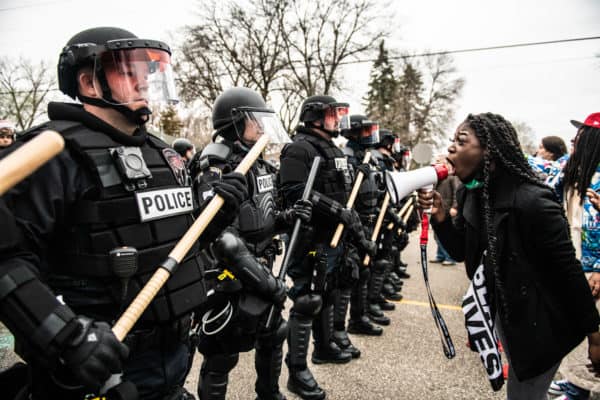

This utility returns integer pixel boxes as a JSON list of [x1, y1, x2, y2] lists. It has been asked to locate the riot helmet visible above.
[[212, 87, 289, 149], [299, 95, 350, 138], [341, 114, 380, 148], [377, 128, 396, 153], [58, 27, 178, 125], [172, 138, 196, 161]]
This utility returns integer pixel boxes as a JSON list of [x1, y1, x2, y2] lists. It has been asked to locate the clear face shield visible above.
[[323, 104, 350, 133], [233, 109, 291, 151], [359, 123, 380, 147], [95, 47, 179, 107]]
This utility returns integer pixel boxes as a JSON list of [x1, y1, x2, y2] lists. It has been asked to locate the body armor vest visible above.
[[343, 145, 380, 216], [231, 152, 278, 256], [294, 132, 352, 205], [45, 120, 206, 324]]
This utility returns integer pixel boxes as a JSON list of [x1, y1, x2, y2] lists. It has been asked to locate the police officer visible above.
[[0, 27, 248, 400], [336, 115, 385, 342], [192, 87, 310, 400], [279, 96, 375, 400], [0, 119, 16, 148], [369, 129, 405, 320], [172, 138, 196, 164]]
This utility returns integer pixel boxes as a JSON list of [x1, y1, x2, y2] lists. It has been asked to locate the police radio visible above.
[[109, 246, 139, 311]]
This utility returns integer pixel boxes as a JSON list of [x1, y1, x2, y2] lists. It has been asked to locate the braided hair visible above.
[[465, 113, 547, 324], [562, 125, 600, 204]]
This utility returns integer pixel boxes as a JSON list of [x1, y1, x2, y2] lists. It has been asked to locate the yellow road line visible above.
[[391, 299, 463, 311]]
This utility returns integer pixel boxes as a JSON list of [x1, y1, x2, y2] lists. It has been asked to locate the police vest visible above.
[[44, 120, 206, 324], [344, 146, 380, 215], [294, 132, 352, 205]]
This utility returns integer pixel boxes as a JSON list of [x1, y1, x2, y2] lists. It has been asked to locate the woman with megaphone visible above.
[[417, 113, 600, 399]]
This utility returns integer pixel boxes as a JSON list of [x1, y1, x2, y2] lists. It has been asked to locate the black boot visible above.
[[312, 304, 352, 364], [377, 294, 396, 311], [382, 283, 403, 301], [332, 288, 360, 358], [368, 260, 391, 325], [198, 353, 239, 400], [367, 303, 390, 325], [255, 319, 287, 400], [286, 313, 325, 400], [348, 315, 383, 336]]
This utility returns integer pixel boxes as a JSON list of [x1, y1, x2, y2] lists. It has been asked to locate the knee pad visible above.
[[290, 294, 322, 318], [202, 353, 240, 374]]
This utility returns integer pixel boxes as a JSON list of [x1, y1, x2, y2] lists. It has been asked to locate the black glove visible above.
[[358, 237, 377, 258], [339, 207, 355, 226], [390, 210, 406, 230], [282, 199, 312, 224], [60, 317, 129, 392], [356, 163, 371, 177], [212, 172, 248, 214]]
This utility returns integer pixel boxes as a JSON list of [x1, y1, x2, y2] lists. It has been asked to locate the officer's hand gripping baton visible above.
[[264, 156, 321, 329], [363, 192, 390, 266], [330, 151, 371, 248], [0, 130, 64, 196], [386, 193, 415, 231], [112, 133, 271, 341]]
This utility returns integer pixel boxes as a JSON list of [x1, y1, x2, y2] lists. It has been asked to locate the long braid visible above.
[[563, 125, 600, 204], [466, 113, 553, 325]]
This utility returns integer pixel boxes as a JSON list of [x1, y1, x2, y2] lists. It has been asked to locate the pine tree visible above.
[[365, 40, 399, 128], [395, 61, 424, 146], [159, 105, 183, 138]]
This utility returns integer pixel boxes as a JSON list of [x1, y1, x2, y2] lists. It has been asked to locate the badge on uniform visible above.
[[334, 157, 348, 170], [163, 148, 190, 186]]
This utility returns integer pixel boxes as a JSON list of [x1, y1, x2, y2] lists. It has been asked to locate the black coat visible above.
[[434, 171, 600, 380]]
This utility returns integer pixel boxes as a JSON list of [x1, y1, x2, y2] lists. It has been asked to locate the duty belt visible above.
[[123, 314, 192, 353]]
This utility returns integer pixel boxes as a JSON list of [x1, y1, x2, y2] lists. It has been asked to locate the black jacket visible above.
[[434, 171, 600, 380]]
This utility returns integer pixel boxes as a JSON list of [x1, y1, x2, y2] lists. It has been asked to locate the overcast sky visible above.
[[0, 0, 598, 145]]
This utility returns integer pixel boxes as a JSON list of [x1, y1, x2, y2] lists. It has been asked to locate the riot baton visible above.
[[112, 133, 271, 341], [330, 151, 371, 248], [264, 156, 321, 329], [0, 130, 64, 196], [363, 192, 390, 266], [387, 193, 414, 230]]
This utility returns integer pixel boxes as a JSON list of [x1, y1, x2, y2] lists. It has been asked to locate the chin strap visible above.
[[79, 95, 151, 125]]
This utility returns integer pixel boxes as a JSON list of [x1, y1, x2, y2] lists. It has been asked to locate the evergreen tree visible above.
[[365, 40, 399, 128], [159, 105, 183, 138], [395, 61, 424, 146]]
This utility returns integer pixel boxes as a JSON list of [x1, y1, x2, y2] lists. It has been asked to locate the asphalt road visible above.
[[2, 230, 596, 399]]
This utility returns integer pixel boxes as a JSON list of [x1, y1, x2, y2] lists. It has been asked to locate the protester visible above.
[[545, 112, 600, 400], [0, 119, 16, 148], [418, 112, 600, 400]]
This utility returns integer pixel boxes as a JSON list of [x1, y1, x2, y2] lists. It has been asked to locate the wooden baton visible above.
[[363, 192, 390, 266]]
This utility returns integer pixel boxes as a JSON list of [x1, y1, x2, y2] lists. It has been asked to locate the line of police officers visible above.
[[0, 27, 416, 400]]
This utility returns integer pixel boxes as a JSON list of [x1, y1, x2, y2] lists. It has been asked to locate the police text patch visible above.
[[135, 187, 194, 222], [256, 175, 274, 193], [334, 158, 348, 170]]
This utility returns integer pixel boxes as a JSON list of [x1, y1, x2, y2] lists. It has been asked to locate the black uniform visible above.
[[0, 102, 240, 400], [278, 126, 356, 400], [193, 141, 289, 400]]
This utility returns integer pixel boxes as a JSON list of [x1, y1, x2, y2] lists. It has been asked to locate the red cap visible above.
[[433, 164, 448, 181], [571, 113, 600, 130]]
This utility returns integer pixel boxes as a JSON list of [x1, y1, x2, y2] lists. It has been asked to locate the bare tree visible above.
[[512, 120, 537, 155], [411, 53, 465, 147], [175, 0, 389, 133], [0, 57, 56, 130], [175, 0, 288, 109]]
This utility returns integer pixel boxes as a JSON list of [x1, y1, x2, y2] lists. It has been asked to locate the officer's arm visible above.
[[0, 153, 83, 368], [212, 232, 285, 305]]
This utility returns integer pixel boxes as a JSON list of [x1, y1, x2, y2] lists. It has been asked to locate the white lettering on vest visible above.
[[135, 187, 194, 222], [334, 158, 348, 170], [256, 175, 274, 193]]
